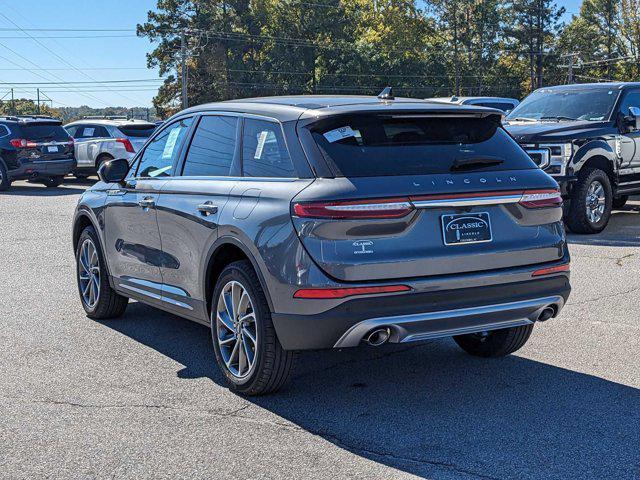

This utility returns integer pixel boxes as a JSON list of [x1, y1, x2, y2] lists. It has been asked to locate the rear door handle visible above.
[[197, 202, 218, 216], [138, 197, 155, 208]]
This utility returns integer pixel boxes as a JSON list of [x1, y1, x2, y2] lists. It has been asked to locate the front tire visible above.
[[454, 324, 534, 357], [211, 260, 295, 395], [43, 176, 64, 188], [76, 226, 128, 319], [565, 167, 612, 234]]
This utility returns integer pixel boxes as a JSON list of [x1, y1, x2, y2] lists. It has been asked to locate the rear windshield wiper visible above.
[[451, 156, 504, 171], [510, 117, 537, 122]]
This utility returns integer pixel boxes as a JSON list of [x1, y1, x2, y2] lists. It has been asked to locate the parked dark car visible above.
[[505, 82, 640, 233], [0, 115, 75, 190], [73, 93, 571, 395]]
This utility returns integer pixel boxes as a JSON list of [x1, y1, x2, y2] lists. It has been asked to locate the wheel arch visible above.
[[572, 140, 617, 184], [72, 210, 112, 279], [202, 237, 275, 319]]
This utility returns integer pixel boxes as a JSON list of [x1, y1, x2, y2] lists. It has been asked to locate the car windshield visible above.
[[507, 88, 619, 122], [309, 113, 536, 177]]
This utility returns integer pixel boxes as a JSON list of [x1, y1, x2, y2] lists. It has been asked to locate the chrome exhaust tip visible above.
[[537, 306, 556, 322], [365, 327, 391, 346]]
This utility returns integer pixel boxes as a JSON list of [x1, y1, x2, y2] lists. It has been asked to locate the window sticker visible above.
[[254, 130, 269, 159], [84, 127, 95, 137], [323, 126, 356, 143], [148, 165, 172, 178], [162, 127, 181, 160]]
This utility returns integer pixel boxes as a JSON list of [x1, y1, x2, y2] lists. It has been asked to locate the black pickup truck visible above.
[[504, 82, 640, 233]]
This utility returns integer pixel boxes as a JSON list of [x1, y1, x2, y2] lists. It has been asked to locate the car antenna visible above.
[[378, 86, 394, 101]]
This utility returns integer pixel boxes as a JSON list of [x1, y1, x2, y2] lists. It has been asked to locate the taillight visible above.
[[519, 189, 563, 208], [10, 138, 36, 148], [532, 263, 570, 276], [293, 285, 411, 299], [116, 138, 135, 153], [67, 137, 74, 147], [293, 197, 414, 219]]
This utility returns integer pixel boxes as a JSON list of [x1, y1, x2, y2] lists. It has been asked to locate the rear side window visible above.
[[118, 124, 157, 138], [309, 114, 535, 177], [75, 125, 110, 139], [242, 119, 295, 178], [20, 123, 69, 141], [182, 116, 238, 177], [136, 117, 193, 178]]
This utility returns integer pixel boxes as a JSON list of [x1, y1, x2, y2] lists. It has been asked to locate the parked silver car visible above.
[[64, 118, 156, 177]]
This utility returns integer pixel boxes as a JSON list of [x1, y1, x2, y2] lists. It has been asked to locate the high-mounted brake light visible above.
[[293, 197, 414, 219], [116, 138, 135, 153], [519, 189, 563, 209], [532, 263, 570, 277], [293, 285, 411, 299]]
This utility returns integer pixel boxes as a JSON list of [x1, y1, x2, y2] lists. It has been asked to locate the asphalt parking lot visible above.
[[1, 180, 639, 480]]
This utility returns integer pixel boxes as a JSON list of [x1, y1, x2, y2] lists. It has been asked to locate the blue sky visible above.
[[0, 0, 583, 108]]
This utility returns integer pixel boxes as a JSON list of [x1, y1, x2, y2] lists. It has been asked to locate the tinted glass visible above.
[[507, 88, 618, 121], [21, 124, 69, 141], [475, 102, 516, 112], [242, 119, 295, 178], [182, 116, 237, 177], [75, 125, 110, 139], [618, 90, 640, 116], [65, 125, 78, 137], [310, 114, 535, 177], [118, 125, 157, 138], [136, 117, 193, 178]]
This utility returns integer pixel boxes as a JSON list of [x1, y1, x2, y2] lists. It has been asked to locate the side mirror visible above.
[[98, 158, 130, 184], [624, 106, 640, 131]]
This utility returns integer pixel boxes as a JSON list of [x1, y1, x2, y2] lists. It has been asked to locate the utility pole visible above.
[[10, 88, 15, 115], [180, 31, 188, 109], [36, 88, 40, 115]]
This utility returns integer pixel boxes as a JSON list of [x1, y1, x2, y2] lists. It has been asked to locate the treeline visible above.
[[138, 0, 640, 117], [0, 100, 158, 123]]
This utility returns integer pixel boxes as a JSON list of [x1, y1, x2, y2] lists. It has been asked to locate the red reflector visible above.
[[116, 138, 135, 153], [532, 264, 570, 277], [293, 198, 413, 219], [520, 189, 563, 208], [294, 285, 411, 299]]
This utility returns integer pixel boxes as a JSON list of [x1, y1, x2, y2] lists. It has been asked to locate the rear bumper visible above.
[[271, 275, 570, 350], [9, 158, 76, 180]]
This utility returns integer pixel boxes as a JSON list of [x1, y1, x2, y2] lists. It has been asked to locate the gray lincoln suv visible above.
[[73, 93, 571, 395]]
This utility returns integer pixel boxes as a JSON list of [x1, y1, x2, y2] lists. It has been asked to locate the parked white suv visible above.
[[64, 117, 156, 177]]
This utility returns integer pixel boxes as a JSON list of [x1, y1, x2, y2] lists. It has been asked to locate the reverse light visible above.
[[116, 138, 135, 153], [293, 285, 411, 299], [519, 189, 563, 208], [293, 197, 414, 219], [532, 263, 570, 277]]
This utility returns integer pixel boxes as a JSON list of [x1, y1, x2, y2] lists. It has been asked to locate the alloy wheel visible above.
[[585, 180, 606, 224], [78, 239, 100, 308], [215, 281, 258, 379]]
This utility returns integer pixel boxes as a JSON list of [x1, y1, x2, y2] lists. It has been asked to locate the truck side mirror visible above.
[[624, 106, 640, 131], [98, 158, 130, 184]]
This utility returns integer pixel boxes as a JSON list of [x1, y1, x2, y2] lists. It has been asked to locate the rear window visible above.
[[21, 123, 69, 142], [117, 124, 156, 138], [309, 114, 536, 177]]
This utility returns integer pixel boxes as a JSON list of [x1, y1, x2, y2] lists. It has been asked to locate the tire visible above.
[[43, 176, 64, 188], [0, 161, 11, 191], [210, 260, 295, 395], [453, 324, 534, 358], [76, 226, 128, 319], [565, 167, 612, 234], [612, 195, 629, 209]]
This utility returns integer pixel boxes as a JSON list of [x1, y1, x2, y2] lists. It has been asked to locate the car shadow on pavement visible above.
[[102, 302, 640, 480], [1, 183, 88, 196]]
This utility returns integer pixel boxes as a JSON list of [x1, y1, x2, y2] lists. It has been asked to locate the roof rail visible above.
[[82, 115, 128, 120]]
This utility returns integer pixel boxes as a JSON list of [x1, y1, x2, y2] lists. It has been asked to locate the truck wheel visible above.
[[612, 195, 628, 209], [565, 168, 612, 234], [211, 260, 295, 395], [454, 324, 534, 357], [0, 162, 11, 191]]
